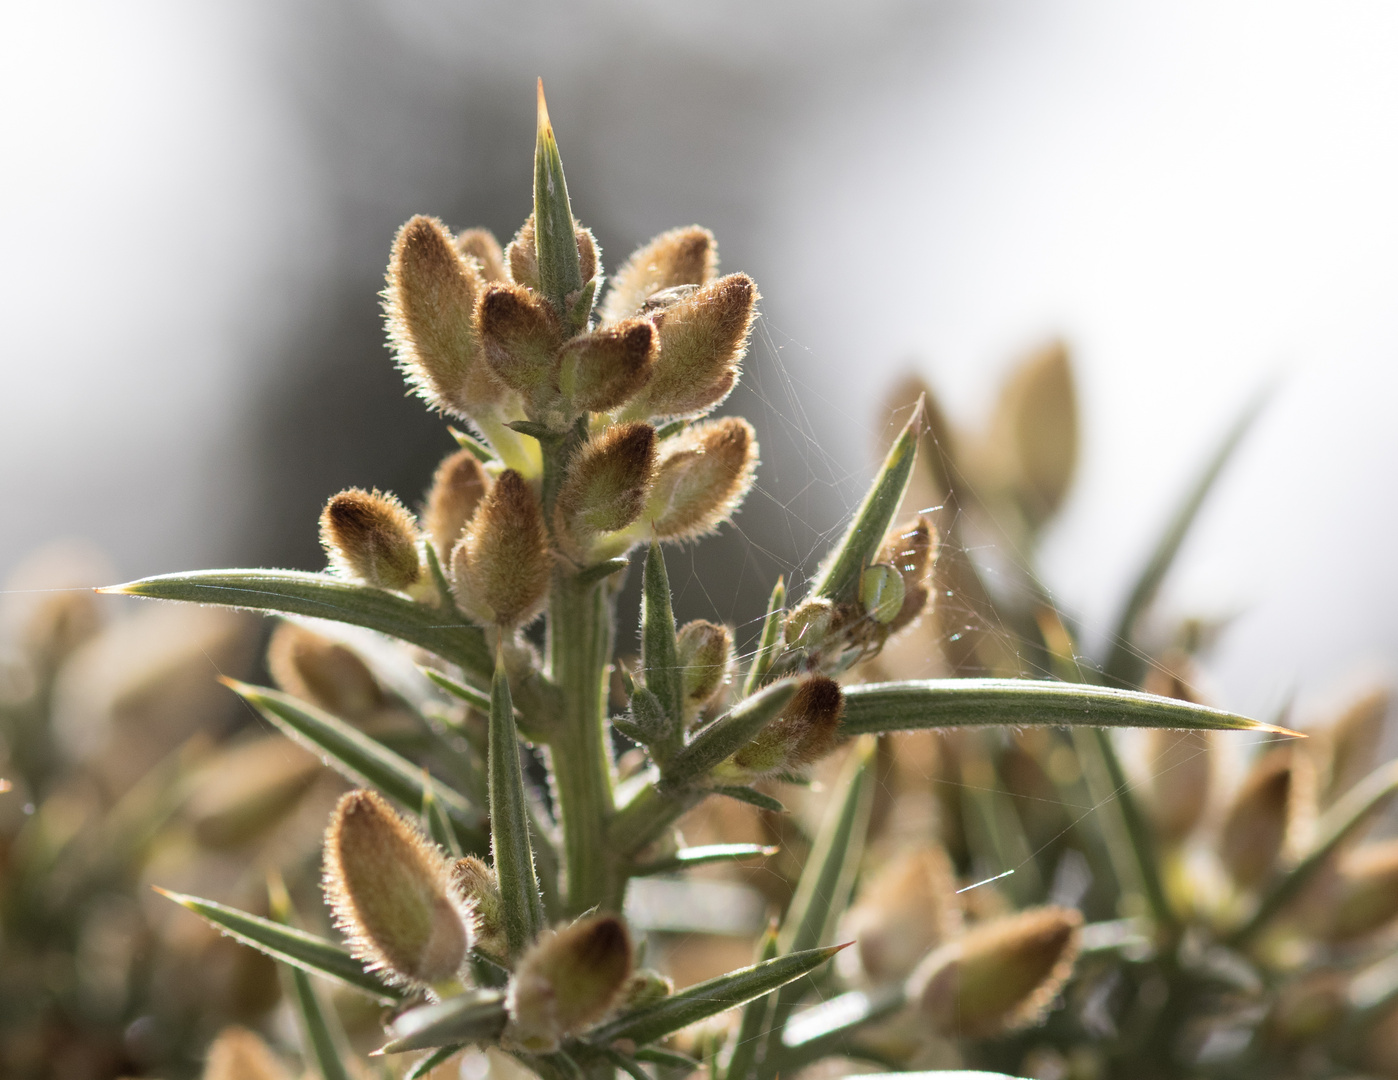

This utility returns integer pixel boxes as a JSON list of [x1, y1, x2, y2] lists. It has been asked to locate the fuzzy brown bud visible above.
[[323, 790, 472, 988], [456, 227, 506, 282], [267, 622, 386, 721], [877, 515, 938, 632], [558, 319, 655, 413], [842, 845, 962, 984], [453, 855, 508, 958], [676, 620, 733, 711], [554, 423, 657, 560], [1219, 747, 1295, 889], [424, 448, 489, 559], [386, 215, 501, 417], [601, 226, 717, 324], [451, 470, 551, 627], [477, 284, 562, 400], [202, 1026, 293, 1080], [1145, 728, 1212, 845], [1323, 839, 1398, 941], [643, 417, 757, 541], [730, 676, 844, 776], [912, 905, 1082, 1038], [186, 735, 320, 849], [1323, 687, 1390, 804], [504, 214, 599, 295], [629, 273, 756, 419], [319, 488, 422, 591], [984, 340, 1078, 528], [506, 915, 634, 1052]]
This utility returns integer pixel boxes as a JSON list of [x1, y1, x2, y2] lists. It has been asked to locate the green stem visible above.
[[546, 568, 620, 913]]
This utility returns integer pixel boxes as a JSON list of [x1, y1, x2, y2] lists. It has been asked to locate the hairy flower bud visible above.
[[320, 488, 422, 591], [983, 340, 1078, 529], [877, 515, 938, 632], [202, 1026, 293, 1080], [601, 226, 717, 324], [477, 284, 562, 402], [1219, 747, 1296, 889], [912, 906, 1082, 1038], [267, 622, 386, 721], [554, 423, 657, 560], [456, 227, 507, 282], [505, 915, 634, 1052], [558, 319, 655, 413], [1145, 728, 1212, 845], [628, 273, 757, 419], [619, 968, 673, 1010], [323, 790, 473, 988], [1323, 687, 1390, 804], [451, 470, 551, 627], [1323, 839, 1398, 941], [729, 676, 844, 776], [453, 855, 508, 958], [643, 417, 757, 541], [842, 845, 962, 984], [386, 215, 502, 417], [424, 448, 489, 559], [186, 735, 319, 849], [504, 213, 599, 295], [676, 620, 732, 712]]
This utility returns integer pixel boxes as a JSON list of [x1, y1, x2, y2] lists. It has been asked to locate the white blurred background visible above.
[[3, 0, 1396, 719]]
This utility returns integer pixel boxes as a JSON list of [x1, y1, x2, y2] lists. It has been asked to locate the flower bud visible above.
[[1219, 747, 1295, 889], [319, 488, 422, 591], [453, 855, 508, 958], [601, 226, 717, 324], [323, 789, 473, 988], [557, 319, 655, 413], [456, 227, 506, 282], [877, 515, 938, 632], [1145, 728, 1212, 845], [505, 915, 634, 1052], [677, 620, 733, 711], [504, 214, 599, 295], [267, 622, 386, 721], [729, 676, 844, 776], [620, 968, 673, 1010], [629, 273, 757, 419], [451, 470, 551, 627], [1323, 839, 1398, 941], [841, 845, 962, 984], [643, 417, 757, 541], [386, 215, 501, 417], [186, 735, 319, 849], [202, 1026, 293, 1080], [554, 423, 657, 560], [784, 598, 837, 656], [984, 340, 1078, 528], [477, 284, 562, 401], [424, 448, 489, 559], [912, 905, 1082, 1038], [1323, 687, 1390, 804]]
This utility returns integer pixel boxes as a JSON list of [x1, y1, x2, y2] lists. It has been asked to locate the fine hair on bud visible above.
[[601, 225, 717, 324], [730, 676, 844, 776], [505, 914, 634, 1052], [557, 319, 655, 413], [631, 273, 757, 418], [453, 855, 508, 958], [267, 621, 386, 721], [202, 1026, 294, 1080], [386, 215, 500, 417], [913, 905, 1082, 1039], [644, 416, 757, 541], [456, 227, 506, 282], [1219, 746, 1297, 889], [451, 470, 551, 627], [504, 214, 599, 294], [877, 514, 939, 632], [842, 845, 962, 984], [319, 488, 422, 591], [477, 284, 562, 400], [554, 423, 657, 559], [323, 789, 473, 988], [677, 620, 732, 711], [424, 448, 489, 559]]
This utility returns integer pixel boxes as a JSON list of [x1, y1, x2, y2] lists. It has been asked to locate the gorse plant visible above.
[[99, 83, 1398, 1080]]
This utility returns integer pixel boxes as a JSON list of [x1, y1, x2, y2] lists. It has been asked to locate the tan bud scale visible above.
[[731, 676, 844, 775], [424, 448, 489, 559], [1219, 747, 1295, 889], [323, 789, 472, 987], [320, 488, 422, 591], [645, 416, 757, 541], [267, 621, 386, 720], [451, 470, 551, 627], [843, 845, 962, 984], [456, 227, 507, 282], [506, 915, 634, 1052], [601, 226, 717, 324], [554, 423, 657, 559], [478, 284, 561, 399], [558, 319, 655, 413], [676, 620, 732, 709], [453, 855, 508, 958]]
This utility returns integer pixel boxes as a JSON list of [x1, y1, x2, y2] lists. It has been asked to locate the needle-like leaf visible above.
[[642, 542, 684, 762], [663, 679, 798, 786], [380, 990, 509, 1053], [743, 577, 786, 696], [488, 649, 546, 956]]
